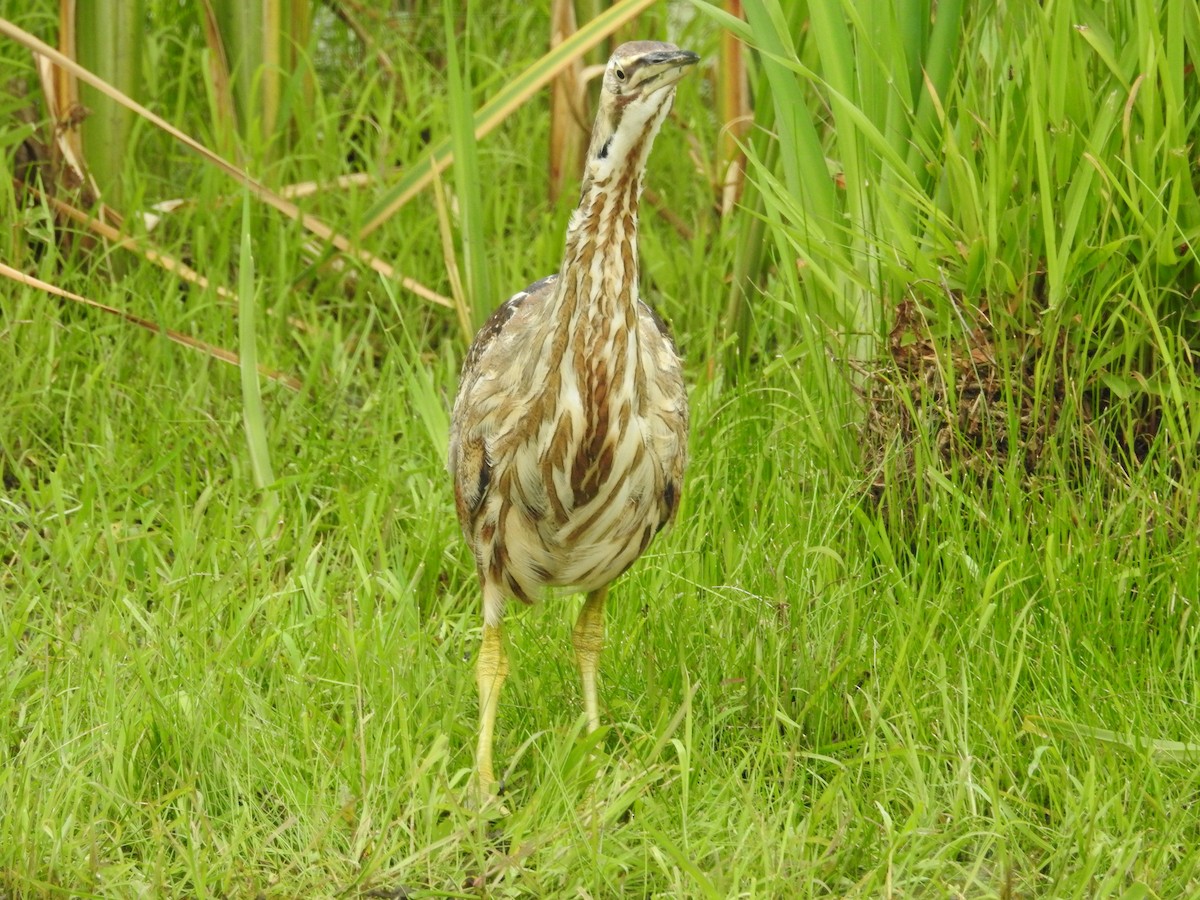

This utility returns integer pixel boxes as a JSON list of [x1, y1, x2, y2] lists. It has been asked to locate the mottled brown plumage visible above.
[[448, 41, 696, 800]]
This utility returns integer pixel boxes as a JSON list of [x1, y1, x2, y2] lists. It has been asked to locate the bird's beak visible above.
[[641, 49, 700, 92]]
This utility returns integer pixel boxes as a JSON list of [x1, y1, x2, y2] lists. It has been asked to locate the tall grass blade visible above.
[[237, 194, 279, 521], [442, 2, 491, 328], [1025, 716, 1200, 763], [548, 0, 587, 204], [431, 167, 472, 342], [716, 0, 749, 215], [212, 0, 270, 144], [740, 0, 834, 228], [198, 0, 240, 158], [75, 0, 142, 210]]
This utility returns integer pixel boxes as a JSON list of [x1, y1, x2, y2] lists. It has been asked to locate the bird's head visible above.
[[583, 41, 699, 184]]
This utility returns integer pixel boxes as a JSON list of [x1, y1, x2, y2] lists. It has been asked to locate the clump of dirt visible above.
[[856, 288, 1200, 537], [857, 296, 1078, 504]]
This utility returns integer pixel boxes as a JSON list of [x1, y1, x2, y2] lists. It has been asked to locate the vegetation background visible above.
[[2, 0, 1198, 896]]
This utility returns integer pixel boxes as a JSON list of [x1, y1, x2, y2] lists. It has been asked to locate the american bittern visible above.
[[448, 41, 696, 797]]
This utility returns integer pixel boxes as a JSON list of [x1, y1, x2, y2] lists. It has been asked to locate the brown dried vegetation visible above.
[[855, 289, 1167, 513], [858, 271, 1200, 529]]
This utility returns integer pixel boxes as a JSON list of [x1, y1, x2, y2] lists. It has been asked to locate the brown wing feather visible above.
[[638, 298, 677, 350], [449, 275, 559, 536], [636, 298, 688, 533]]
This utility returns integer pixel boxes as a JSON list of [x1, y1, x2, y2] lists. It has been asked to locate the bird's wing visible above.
[[448, 274, 559, 533], [637, 299, 678, 354], [637, 300, 688, 529], [459, 274, 559, 387]]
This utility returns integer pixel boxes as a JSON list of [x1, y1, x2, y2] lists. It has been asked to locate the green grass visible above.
[[3, 1, 1200, 897]]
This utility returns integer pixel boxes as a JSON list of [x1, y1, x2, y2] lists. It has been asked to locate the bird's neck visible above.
[[551, 161, 646, 343], [547, 95, 671, 342], [530, 164, 647, 508]]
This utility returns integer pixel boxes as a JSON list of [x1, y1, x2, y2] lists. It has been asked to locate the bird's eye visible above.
[[615, 67, 626, 82]]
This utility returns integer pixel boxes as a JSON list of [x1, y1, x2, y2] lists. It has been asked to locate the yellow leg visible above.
[[476, 621, 509, 797], [572, 587, 608, 733]]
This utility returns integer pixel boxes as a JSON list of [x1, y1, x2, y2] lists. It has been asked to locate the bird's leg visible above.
[[475, 621, 509, 798], [572, 586, 608, 733]]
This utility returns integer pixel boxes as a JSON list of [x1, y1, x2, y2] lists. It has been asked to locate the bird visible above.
[[448, 40, 696, 800]]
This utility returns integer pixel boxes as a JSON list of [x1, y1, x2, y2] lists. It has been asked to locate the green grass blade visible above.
[[442, 1, 491, 328], [1026, 716, 1200, 763], [74, 0, 142, 210], [237, 193, 277, 508], [740, 0, 837, 230], [904, 0, 964, 175]]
